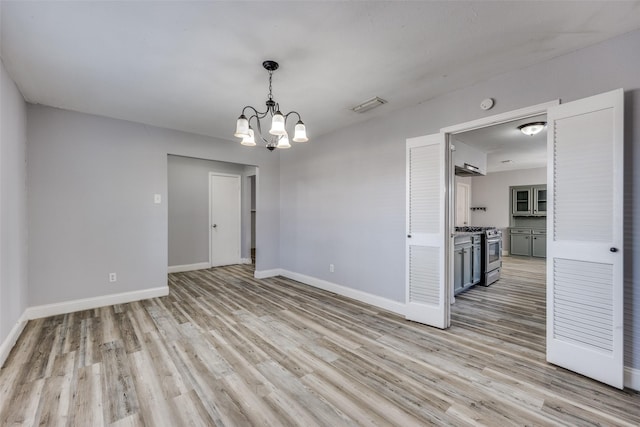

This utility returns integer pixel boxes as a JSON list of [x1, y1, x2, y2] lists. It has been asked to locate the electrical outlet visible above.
[[154, 194, 162, 204], [329, 264, 335, 273], [109, 272, 117, 282]]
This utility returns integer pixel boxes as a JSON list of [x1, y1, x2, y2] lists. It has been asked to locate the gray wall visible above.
[[0, 58, 28, 344], [27, 106, 280, 306], [167, 155, 254, 266], [470, 167, 547, 228], [279, 29, 640, 369], [470, 167, 547, 252]]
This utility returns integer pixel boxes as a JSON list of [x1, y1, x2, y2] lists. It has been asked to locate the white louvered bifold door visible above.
[[405, 133, 449, 329], [546, 89, 624, 389]]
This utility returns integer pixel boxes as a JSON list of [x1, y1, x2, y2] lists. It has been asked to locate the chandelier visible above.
[[234, 60, 308, 151]]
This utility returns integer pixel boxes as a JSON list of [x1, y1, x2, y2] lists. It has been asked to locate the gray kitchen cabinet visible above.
[[454, 245, 464, 294], [454, 234, 481, 295], [511, 185, 547, 216], [512, 187, 532, 216], [510, 228, 546, 258], [454, 246, 470, 293], [462, 246, 472, 289], [532, 231, 547, 257], [471, 235, 482, 284], [510, 229, 532, 256], [532, 185, 547, 216]]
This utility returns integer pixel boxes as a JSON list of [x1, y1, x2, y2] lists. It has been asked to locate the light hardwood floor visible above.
[[1, 257, 638, 426]]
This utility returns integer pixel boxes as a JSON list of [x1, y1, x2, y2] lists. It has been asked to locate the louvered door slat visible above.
[[409, 246, 439, 305], [409, 144, 440, 235]]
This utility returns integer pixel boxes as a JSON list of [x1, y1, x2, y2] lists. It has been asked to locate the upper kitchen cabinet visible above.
[[453, 140, 487, 177], [512, 187, 532, 215], [511, 184, 547, 216], [532, 185, 547, 216]]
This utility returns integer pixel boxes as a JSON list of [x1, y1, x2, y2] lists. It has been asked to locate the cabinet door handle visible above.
[[533, 237, 537, 240]]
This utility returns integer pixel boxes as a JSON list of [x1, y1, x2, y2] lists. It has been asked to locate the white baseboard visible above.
[[168, 262, 210, 273], [625, 366, 640, 391], [0, 314, 28, 369], [24, 286, 169, 320], [241, 258, 253, 265], [279, 269, 406, 316], [254, 268, 284, 279]]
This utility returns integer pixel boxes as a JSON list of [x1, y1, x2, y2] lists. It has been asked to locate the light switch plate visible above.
[[154, 194, 162, 204]]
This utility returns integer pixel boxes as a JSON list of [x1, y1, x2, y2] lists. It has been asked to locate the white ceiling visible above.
[[2, 1, 640, 142], [454, 114, 547, 173]]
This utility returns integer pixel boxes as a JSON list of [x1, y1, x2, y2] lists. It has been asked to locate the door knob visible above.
[[407, 234, 412, 238], [610, 247, 618, 252], [212, 224, 217, 228]]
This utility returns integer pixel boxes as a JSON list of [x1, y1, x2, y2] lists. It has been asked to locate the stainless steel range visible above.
[[454, 226, 502, 286], [482, 228, 502, 286]]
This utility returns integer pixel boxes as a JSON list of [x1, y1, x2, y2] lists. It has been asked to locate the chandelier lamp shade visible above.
[[234, 60, 308, 151]]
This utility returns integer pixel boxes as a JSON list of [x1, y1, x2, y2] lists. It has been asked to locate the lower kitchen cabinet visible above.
[[510, 228, 546, 258], [454, 240, 472, 294], [532, 232, 546, 258], [471, 240, 481, 284], [454, 234, 482, 295], [510, 233, 531, 256]]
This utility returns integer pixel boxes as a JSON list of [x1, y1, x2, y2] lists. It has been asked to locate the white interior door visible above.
[[210, 173, 241, 267], [406, 133, 450, 329], [546, 88, 624, 389], [455, 182, 470, 227]]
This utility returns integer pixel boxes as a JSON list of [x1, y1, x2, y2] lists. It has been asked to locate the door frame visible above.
[[208, 172, 242, 267], [440, 100, 559, 309]]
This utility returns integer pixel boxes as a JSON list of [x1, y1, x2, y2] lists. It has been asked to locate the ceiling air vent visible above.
[[351, 96, 387, 113]]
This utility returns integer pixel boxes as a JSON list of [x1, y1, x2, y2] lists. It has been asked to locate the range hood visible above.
[[455, 163, 484, 177]]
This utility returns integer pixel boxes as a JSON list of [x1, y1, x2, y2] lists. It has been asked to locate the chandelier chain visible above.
[[268, 70, 273, 101]]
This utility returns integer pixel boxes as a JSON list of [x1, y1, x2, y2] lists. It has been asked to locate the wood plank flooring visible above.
[[1, 257, 638, 426]]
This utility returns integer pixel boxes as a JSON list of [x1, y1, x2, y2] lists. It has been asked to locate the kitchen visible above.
[[451, 115, 548, 297]]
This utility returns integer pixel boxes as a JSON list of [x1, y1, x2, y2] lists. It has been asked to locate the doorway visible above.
[[444, 91, 624, 388], [167, 155, 257, 272], [448, 114, 549, 365], [249, 174, 257, 264], [407, 90, 625, 388]]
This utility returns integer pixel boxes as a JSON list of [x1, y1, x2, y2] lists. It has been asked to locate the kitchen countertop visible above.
[[454, 231, 484, 236]]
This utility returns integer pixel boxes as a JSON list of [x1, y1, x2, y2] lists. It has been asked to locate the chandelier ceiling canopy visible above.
[[234, 60, 308, 151]]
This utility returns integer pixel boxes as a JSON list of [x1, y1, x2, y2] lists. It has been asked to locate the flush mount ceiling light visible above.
[[351, 96, 387, 113], [234, 60, 308, 151], [518, 121, 547, 136]]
